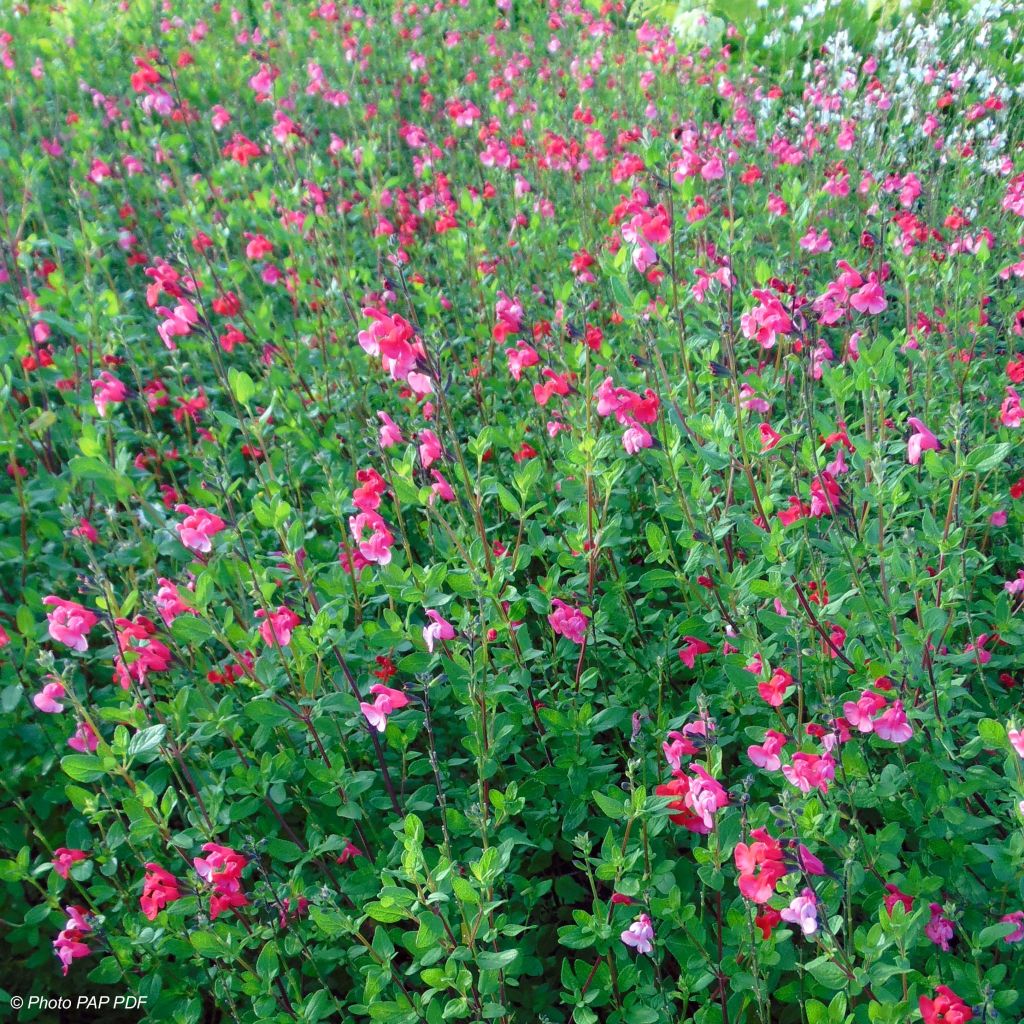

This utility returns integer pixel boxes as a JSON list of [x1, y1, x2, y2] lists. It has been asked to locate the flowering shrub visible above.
[[2, 0, 1024, 1022]]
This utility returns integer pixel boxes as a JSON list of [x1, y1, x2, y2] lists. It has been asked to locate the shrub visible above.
[[1, 1, 1023, 1022]]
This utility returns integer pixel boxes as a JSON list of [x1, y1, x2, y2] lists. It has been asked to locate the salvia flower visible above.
[[780, 888, 819, 936], [43, 597, 98, 652], [193, 843, 249, 920], [174, 505, 227, 554], [423, 609, 456, 652], [53, 906, 92, 976], [548, 598, 588, 646], [919, 986, 973, 1024], [620, 912, 655, 955], [360, 684, 411, 732], [141, 863, 182, 921], [52, 848, 88, 879]]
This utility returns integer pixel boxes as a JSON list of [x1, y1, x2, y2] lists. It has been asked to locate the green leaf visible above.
[[978, 718, 1007, 748], [364, 902, 408, 924], [979, 921, 1017, 946], [805, 957, 848, 990], [190, 932, 226, 958], [128, 724, 166, 758], [256, 942, 279, 982], [265, 838, 303, 863], [592, 789, 626, 820], [171, 616, 214, 645], [476, 949, 517, 971], [229, 368, 257, 405], [60, 755, 105, 783]]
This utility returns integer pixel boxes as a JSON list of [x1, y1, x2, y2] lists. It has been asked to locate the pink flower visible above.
[[780, 888, 819, 936], [748, 729, 787, 771], [758, 668, 794, 707], [155, 578, 193, 627], [656, 766, 729, 834], [92, 371, 127, 416], [336, 840, 365, 865], [663, 730, 700, 771], [418, 429, 443, 468], [141, 863, 182, 921], [68, 720, 99, 753], [678, 636, 712, 669], [622, 422, 653, 454], [52, 848, 88, 879], [735, 830, 787, 903], [907, 418, 940, 465], [423, 609, 456, 653], [256, 607, 301, 647], [782, 752, 834, 795], [53, 906, 92, 976], [1004, 571, 1024, 596], [874, 701, 913, 743], [884, 883, 913, 916], [548, 599, 588, 645], [925, 903, 954, 951], [33, 679, 67, 713], [71, 518, 99, 542], [843, 689, 887, 733], [43, 596, 98, 651], [194, 843, 248, 920], [349, 511, 394, 566], [1000, 910, 1024, 944], [1001, 387, 1024, 428], [174, 505, 226, 554], [1008, 726, 1024, 758], [849, 276, 886, 315], [429, 470, 455, 504], [740, 290, 793, 350], [620, 912, 655, 955], [360, 684, 411, 732], [377, 411, 404, 448]]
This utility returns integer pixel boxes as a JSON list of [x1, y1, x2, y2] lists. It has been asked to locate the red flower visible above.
[[919, 986, 973, 1024]]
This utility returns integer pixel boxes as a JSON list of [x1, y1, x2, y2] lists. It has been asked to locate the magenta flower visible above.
[[256, 606, 301, 647], [423, 609, 456, 653], [194, 843, 249, 921], [43, 596, 98, 652], [360, 684, 411, 732], [52, 848, 88, 880], [1001, 387, 1024, 428], [418, 429, 443, 469], [925, 903, 955, 951], [780, 888, 819, 936], [174, 504, 227, 554], [68, 720, 99, 753], [843, 689, 887, 732], [140, 863, 182, 922], [1008, 726, 1024, 758], [92, 371, 127, 416], [377, 411, 404, 448], [53, 906, 92, 976], [748, 729, 787, 771], [678, 636, 712, 669], [154, 577, 194, 627], [1000, 911, 1024, 944], [620, 912, 655, 955], [548, 599, 588, 646], [33, 679, 67, 713], [849, 275, 886, 314], [907, 418, 940, 465], [874, 701, 913, 744], [349, 510, 394, 566]]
